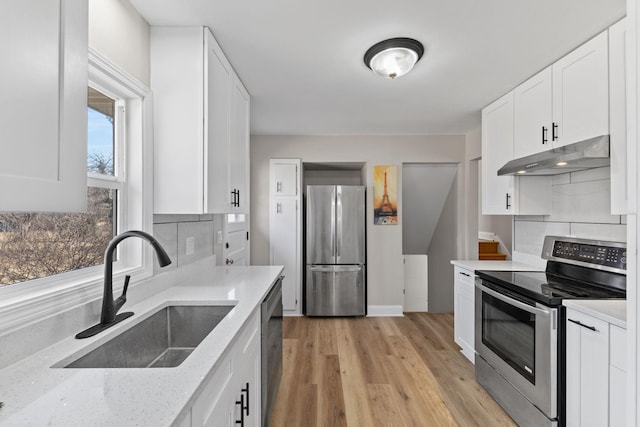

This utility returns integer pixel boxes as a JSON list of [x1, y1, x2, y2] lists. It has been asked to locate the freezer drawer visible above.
[[305, 265, 365, 316]]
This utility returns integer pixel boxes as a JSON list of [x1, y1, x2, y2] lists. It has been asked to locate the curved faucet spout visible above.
[[76, 230, 172, 339]]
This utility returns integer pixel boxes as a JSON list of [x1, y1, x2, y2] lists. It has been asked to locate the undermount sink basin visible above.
[[64, 305, 234, 368]]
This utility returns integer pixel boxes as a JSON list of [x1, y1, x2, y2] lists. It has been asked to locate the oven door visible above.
[[475, 279, 558, 419]]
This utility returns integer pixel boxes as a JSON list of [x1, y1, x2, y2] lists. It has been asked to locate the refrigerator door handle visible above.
[[331, 192, 337, 263], [336, 187, 342, 261], [309, 265, 362, 273]]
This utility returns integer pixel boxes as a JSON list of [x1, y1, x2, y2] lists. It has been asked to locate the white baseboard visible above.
[[367, 305, 404, 317]]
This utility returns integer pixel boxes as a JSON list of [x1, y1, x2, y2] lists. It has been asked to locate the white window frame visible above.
[[0, 49, 154, 336]]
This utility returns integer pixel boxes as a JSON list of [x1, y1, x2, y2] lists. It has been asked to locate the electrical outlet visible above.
[[217, 230, 223, 245], [186, 236, 195, 255]]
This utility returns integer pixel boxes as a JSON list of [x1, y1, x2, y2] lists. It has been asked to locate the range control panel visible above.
[[552, 240, 626, 270]]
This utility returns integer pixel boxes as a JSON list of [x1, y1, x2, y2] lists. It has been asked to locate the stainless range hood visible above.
[[497, 135, 610, 176]]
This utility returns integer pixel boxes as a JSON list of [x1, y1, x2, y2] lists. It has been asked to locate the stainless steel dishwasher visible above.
[[261, 276, 283, 427]]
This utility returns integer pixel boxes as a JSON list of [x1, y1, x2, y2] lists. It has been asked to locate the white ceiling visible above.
[[129, 0, 626, 136]]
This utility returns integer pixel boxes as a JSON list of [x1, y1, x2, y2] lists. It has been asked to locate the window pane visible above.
[[0, 188, 116, 286], [88, 88, 115, 175]]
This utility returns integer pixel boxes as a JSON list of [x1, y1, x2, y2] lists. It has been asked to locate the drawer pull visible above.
[[235, 393, 245, 426], [459, 272, 471, 277], [568, 318, 597, 332]]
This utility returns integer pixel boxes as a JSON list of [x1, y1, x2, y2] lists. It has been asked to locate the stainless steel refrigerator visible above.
[[305, 185, 366, 316]]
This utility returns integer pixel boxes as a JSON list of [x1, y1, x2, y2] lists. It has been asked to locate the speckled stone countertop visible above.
[[450, 260, 546, 272], [563, 299, 627, 329], [0, 265, 283, 426]]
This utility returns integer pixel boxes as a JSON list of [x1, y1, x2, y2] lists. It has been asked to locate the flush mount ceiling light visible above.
[[364, 37, 424, 79]]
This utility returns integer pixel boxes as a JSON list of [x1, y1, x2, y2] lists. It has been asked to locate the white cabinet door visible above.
[[152, 26, 250, 215], [191, 354, 236, 427], [190, 311, 261, 427], [552, 31, 609, 148], [514, 67, 553, 158], [609, 18, 628, 215], [229, 78, 250, 213], [609, 324, 626, 427], [269, 159, 302, 314], [0, 0, 87, 213], [270, 198, 299, 311], [482, 92, 515, 214], [565, 308, 610, 427], [236, 313, 261, 427], [205, 29, 232, 214], [270, 162, 299, 196], [453, 266, 475, 364]]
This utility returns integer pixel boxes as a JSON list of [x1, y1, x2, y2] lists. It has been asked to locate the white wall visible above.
[[251, 135, 466, 309], [464, 129, 481, 259], [514, 167, 627, 259], [89, 0, 150, 85]]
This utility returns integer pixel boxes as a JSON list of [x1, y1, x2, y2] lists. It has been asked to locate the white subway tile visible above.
[[570, 223, 627, 242], [178, 221, 214, 267], [514, 221, 571, 256], [548, 180, 617, 224], [570, 166, 610, 183], [153, 223, 178, 273], [552, 173, 571, 185]]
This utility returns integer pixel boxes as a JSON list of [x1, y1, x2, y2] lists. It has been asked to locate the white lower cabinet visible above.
[[453, 266, 475, 364], [565, 307, 626, 427], [188, 310, 261, 427]]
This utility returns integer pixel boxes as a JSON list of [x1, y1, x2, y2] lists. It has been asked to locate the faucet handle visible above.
[[121, 275, 131, 298]]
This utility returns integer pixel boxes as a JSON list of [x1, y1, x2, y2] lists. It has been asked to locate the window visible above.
[[0, 88, 124, 287], [0, 50, 152, 330]]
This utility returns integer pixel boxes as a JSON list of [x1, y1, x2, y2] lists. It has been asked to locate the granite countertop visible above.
[[450, 260, 546, 272], [0, 265, 283, 427], [563, 299, 627, 329]]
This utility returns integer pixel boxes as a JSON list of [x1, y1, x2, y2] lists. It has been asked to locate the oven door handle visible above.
[[477, 282, 551, 316]]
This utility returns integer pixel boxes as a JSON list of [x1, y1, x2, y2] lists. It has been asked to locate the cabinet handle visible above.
[[552, 122, 558, 141], [231, 189, 240, 207], [459, 272, 471, 277], [235, 394, 245, 426], [505, 193, 511, 210], [276, 181, 282, 193], [542, 126, 548, 144], [568, 318, 597, 332], [242, 382, 250, 416], [276, 202, 282, 213]]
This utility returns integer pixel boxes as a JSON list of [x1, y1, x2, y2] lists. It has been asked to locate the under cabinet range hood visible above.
[[497, 135, 610, 176]]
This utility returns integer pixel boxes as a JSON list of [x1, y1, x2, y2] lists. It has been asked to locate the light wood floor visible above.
[[269, 313, 516, 427]]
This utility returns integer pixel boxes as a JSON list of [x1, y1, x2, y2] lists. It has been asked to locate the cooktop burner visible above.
[[475, 269, 626, 306]]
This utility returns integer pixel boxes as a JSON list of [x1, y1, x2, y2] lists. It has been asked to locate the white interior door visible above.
[[403, 255, 428, 312], [223, 213, 248, 265]]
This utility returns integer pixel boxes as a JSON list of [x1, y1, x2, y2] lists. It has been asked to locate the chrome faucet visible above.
[[76, 230, 172, 339]]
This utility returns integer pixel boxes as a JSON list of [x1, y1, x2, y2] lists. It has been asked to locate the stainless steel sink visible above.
[[64, 305, 234, 368]]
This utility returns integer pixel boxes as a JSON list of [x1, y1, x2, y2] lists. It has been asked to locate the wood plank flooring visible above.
[[270, 313, 516, 427]]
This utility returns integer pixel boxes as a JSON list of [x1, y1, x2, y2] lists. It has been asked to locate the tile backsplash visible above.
[[153, 214, 224, 270], [514, 167, 626, 258]]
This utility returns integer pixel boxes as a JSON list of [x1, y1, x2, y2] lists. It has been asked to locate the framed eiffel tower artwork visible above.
[[373, 165, 398, 225]]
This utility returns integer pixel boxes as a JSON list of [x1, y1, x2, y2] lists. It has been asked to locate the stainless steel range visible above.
[[475, 236, 626, 427]]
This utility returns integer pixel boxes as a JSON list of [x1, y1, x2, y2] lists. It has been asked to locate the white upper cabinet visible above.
[[514, 67, 553, 158], [152, 27, 250, 214], [270, 160, 299, 196], [482, 93, 516, 215], [482, 93, 552, 215], [0, 0, 88, 212], [609, 18, 628, 215], [229, 78, 250, 213], [552, 31, 609, 148]]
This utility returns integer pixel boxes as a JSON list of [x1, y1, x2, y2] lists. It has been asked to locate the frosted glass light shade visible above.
[[364, 38, 424, 79]]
